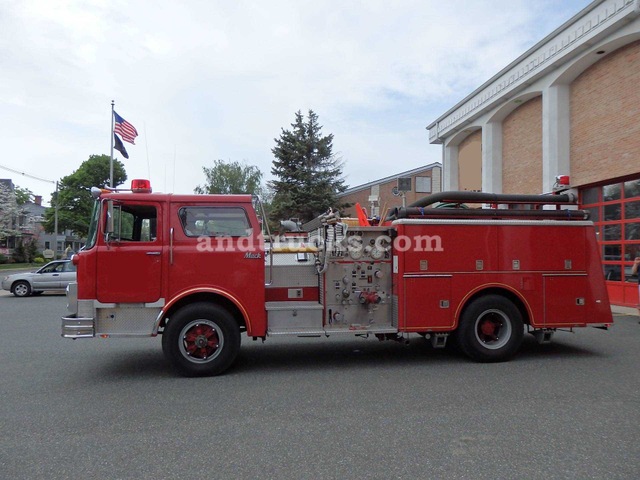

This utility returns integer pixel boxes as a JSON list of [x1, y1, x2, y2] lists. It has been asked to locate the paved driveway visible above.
[[0, 294, 638, 479]]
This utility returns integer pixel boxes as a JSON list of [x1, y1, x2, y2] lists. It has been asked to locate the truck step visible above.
[[267, 326, 398, 336], [265, 301, 323, 311], [266, 301, 324, 331]]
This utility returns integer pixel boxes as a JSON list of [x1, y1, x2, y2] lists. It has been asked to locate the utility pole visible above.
[[53, 181, 59, 245]]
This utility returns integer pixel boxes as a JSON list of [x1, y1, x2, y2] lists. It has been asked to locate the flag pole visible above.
[[110, 100, 115, 187]]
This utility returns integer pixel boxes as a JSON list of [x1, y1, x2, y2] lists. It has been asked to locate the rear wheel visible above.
[[13, 281, 31, 297], [457, 295, 523, 362], [162, 303, 240, 377]]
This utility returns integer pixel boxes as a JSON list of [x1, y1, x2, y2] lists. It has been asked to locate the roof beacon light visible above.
[[131, 179, 152, 193], [556, 175, 570, 186]]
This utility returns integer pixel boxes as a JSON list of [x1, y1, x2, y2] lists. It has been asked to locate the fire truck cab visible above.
[[62, 181, 612, 376]]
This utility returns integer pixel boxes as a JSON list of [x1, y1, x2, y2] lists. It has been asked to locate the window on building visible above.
[[581, 178, 640, 283], [416, 176, 432, 194]]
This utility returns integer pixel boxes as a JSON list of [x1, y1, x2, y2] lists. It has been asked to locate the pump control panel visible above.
[[322, 228, 393, 330]]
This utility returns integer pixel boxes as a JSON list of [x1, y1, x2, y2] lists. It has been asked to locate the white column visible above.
[[542, 84, 571, 193], [443, 143, 459, 191], [482, 122, 503, 193], [431, 165, 442, 193]]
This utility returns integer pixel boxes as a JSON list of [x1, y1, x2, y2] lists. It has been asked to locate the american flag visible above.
[[113, 111, 138, 144]]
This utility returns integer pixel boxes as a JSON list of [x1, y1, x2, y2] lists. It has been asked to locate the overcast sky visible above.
[[0, 0, 591, 203]]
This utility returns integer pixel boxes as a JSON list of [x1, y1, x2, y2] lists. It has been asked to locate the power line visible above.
[[0, 163, 55, 184]]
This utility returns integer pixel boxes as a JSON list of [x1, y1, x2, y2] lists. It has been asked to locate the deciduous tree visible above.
[[14, 186, 33, 205], [195, 160, 264, 196], [0, 182, 19, 240], [43, 155, 127, 237]]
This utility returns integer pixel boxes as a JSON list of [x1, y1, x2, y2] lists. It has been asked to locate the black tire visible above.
[[12, 281, 31, 297], [162, 302, 241, 377], [457, 295, 524, 362]]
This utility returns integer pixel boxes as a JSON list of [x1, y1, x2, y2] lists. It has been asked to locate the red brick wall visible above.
[[571, 41, 640, 186], [458, 131, 482, 191], [502, 96, 543, 194], [339, 166, 441, 218]]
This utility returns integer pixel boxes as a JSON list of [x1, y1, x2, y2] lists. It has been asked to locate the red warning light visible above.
[[131, 179, 152, 193]]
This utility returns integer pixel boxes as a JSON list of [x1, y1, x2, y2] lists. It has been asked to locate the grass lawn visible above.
[[0, 263, 43, 271]]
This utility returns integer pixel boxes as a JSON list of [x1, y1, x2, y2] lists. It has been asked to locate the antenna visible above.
[[144, 122, 151, 183]]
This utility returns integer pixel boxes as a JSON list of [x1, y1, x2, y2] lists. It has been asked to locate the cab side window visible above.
[[179, 207, 252, 237], [111, 204, 158, 242]]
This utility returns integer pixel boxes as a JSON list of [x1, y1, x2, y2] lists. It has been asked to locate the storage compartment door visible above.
[[543, 275, 589, 326], [403, 275, 453, 330]]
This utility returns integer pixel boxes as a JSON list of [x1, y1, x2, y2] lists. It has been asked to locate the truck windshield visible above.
[[84, 200, 100, 250]]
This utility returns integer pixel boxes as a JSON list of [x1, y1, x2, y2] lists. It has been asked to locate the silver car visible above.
[[1, 260, 77, 297]]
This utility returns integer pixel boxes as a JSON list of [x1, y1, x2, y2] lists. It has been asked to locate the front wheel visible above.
[[457, 295, 524, 362], [13, 281, 31, 297], [162, 303, 241, 377]]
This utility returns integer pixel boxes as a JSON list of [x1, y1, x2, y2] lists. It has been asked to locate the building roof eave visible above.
[[427, 0, 638, 142], [339, 162, 441, 196]]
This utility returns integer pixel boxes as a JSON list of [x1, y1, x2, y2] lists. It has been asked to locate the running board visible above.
[[267, 326, 398, 336]]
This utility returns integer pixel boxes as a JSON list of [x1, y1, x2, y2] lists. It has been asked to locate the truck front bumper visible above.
[[61, 314, 95, 338], [62, 282, 95, 338]]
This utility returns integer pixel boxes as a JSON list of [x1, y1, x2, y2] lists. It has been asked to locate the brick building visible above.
[[428, 0, 640, 307], [338, 163, 442, 219]]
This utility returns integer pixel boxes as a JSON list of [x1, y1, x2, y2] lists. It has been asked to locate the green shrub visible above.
[[34, 257, 45, 264], [0, 253, 7, 264]]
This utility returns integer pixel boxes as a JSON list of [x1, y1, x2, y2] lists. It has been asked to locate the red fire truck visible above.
[[62, 180, 612, 376]]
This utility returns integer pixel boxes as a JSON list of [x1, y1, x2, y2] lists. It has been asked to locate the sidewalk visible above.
[[612, 305, 638, 316]]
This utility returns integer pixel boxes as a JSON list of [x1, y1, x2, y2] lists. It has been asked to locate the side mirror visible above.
[[104, 200, 114, 243]]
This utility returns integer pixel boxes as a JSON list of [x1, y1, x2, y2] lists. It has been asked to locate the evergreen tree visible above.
[[26, 239, 38, 262], [269, 110, 348, 223], [13, 240, 26, 263]]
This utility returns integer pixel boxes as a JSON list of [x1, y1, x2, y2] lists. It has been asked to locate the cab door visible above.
[[96, 201, 162, 303]]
